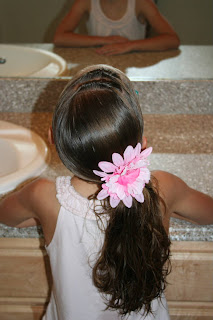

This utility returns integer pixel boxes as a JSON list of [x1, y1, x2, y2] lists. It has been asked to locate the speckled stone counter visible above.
[[1, 78, 213, 114], [55, 45, 213, 80], [9, 44, 213, 80], [0, 112, 212, 241]]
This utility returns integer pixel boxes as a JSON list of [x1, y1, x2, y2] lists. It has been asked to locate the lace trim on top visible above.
[[56, 176, 103, 220]]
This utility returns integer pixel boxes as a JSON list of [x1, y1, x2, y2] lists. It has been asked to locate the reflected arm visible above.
[[133, 0, 180, 51], [54, 0, 127, 47]]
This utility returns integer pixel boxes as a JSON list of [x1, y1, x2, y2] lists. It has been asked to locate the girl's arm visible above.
[[54, 0, 127, 47], [154, 171, 213, 225], [134, 0, 180, 51], [0, 178, 59, 228], [96, 0, 180, 55], [0, 178, 59, 244], [0, 185, 39, 228]]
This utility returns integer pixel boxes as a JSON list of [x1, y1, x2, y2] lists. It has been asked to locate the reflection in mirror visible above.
[[0, 0, 212, 79], [0, 45, 68, 78]]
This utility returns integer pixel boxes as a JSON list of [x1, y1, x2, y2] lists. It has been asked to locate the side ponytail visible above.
[[92, 178, 171, 316]]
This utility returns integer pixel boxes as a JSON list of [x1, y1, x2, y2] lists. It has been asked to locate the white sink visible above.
[[0, 44, 68, 77], [0, 121, 49, 194]]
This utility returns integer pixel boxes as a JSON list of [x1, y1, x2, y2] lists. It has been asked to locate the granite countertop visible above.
[[54, 45, 213, 80], [8, 44, 213, 80], [0, 112, 213, 241]]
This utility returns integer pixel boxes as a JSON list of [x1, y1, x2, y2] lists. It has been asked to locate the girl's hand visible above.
[[96, 41, 133, 55]]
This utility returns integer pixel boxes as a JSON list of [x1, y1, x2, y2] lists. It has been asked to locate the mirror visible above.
[[0, 0, 212, 80]]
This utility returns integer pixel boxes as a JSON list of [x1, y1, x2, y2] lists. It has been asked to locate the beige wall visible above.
[[0, 0, 73, 43], [0, 0, 212, 44], [158, 0, 213, 45]]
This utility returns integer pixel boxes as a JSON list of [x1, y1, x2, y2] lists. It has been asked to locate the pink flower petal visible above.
[[140, 147, 152, 159], [128, 181, 143, 194], [109, 175, 119, 183], [93, 170, 107, 178], [118, 168, 140, 186], [134, 193, 144, 203], [133, 159, 147, 169], [98, 161, 117, 173], [134, 143, 141, 157], [138, 168, 151, 183], [123, 145, 135, 163], [97, 189, 109, 200], [122, 195, 133, 208], [116, 184, 126, 199], [112, 153, 124, 167], [110, 196, 120, 208], [109, 181, 118, 193]]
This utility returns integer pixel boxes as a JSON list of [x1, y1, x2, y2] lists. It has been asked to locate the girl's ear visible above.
[[142, 136, 147, 150], [48, 127, 54, 145]]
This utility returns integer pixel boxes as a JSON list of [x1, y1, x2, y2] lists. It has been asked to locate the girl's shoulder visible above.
[[30, 177, 59, 211], [151, 170, 188, 219], [152, 170, 186, 210], [72, 0, 91, 12], [29, 178, 61, 244], [136, 0, 158, 12], [24, 178, 59, 219]]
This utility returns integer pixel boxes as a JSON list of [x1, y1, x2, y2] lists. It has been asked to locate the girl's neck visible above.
[[100, 0, 128, 21], [71, 175, 99, 198]]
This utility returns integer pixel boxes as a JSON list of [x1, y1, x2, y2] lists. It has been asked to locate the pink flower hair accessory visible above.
[[93, 143, 152, 208]]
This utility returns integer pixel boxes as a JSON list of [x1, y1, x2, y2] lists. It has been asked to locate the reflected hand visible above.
[[96, 41, 133, 55]]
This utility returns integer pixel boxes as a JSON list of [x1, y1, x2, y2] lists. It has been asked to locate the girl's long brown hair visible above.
[[52, 65, 171, 317]]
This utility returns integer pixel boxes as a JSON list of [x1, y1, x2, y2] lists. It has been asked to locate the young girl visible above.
[[54, 0, 180, 55], [0, 64, 213, 320]]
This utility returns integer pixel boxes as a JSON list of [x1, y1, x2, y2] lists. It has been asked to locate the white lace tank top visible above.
[[86, 0, 146, 40], [43, 176, 170, 320]]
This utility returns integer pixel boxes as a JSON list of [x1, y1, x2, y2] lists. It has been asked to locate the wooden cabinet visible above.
[[166, 242, 213, 320], [0, 238, 212, 320]]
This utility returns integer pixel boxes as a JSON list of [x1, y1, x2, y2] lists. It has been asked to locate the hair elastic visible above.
[[93, 143, 152, 208]]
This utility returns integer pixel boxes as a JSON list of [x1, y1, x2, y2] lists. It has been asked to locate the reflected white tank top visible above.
[[86, 0, 146, 40], [43, 176, 170, 320]]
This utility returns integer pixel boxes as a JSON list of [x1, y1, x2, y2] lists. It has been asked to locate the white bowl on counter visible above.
[[0, 121, 49, 194], [0, 44, 68, 77]]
